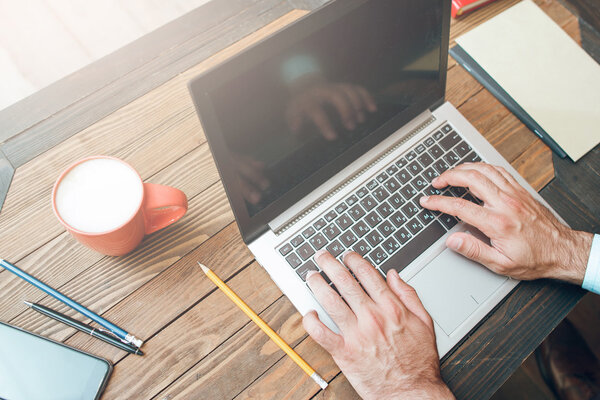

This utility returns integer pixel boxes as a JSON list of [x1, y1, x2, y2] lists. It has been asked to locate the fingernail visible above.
[[314, 249, 328, 261], [420, 195, 429, 204], [432, 177, 439, 185], [306, 270, 319, 280], [341, 250, 353, 261], [448, 237, 462, 250]]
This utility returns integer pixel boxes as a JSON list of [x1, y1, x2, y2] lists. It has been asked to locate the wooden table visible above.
[[0, 1, 598, 399]]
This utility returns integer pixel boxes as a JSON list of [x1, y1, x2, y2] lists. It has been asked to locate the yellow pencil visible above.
[[198, 262, 328, 390]]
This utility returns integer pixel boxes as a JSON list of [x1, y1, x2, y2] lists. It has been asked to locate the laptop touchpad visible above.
[[408, 247, 508, 336]]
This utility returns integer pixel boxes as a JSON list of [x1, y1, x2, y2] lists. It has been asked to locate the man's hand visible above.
[[420, 162, 593, 284], [304, 250, 454, 400]]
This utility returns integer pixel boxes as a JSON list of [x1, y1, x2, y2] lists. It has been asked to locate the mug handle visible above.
[[142, 183, 188, 235]]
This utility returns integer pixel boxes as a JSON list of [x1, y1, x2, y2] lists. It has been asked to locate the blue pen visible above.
[[0, 259, 143, 348]]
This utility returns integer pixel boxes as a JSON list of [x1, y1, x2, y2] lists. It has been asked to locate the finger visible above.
[[306, 270, 356, 332], [239, 178, 261, 205], [303, 310, 344, 356], [452, 163, 513, 193], [420, 195, 494, 233], [356, 86, 377, 112], [386, 270, 433, 329], [445, 232, 512, 274], [492, 165, 526, 193], [314, 250, 373, 314], [322, 90, 356, 130], [338, 84, 365, 122], [432, 169, 501, 206], [342, 251, 393, 304], [307, 105, 338, 140], [237, 161, 269, 190]]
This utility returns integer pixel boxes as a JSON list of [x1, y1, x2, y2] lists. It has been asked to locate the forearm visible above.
[[551, 230, 594, 285]]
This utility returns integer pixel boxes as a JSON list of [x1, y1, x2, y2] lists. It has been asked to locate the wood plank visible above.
[[511, 140, 555, 192], [0, 0, 293, 146], [312, 373, 359, 400], [100, 262, 281, 399], [445, 63, 483, 108], [552, 149, 600, 218]]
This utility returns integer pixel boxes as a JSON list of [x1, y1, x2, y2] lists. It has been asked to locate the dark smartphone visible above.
[[0, 321, 113, 400]]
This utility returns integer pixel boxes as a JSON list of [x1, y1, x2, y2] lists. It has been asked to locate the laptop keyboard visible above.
[[277, 123, 482, 294]]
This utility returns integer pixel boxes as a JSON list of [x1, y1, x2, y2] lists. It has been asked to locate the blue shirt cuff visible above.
[[582, 234, 600, 294]]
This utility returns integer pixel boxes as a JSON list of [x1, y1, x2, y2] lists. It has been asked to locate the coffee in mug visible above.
[[52, 156, 188, 256]]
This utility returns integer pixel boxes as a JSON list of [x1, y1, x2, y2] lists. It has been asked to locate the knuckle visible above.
[[464, 241, 480, 259]]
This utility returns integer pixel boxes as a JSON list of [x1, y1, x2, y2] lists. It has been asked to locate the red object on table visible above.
[[451, 0, 498, 18]]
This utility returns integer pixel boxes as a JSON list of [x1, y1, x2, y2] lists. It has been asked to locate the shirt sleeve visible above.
[[582, 234, 600, 294]]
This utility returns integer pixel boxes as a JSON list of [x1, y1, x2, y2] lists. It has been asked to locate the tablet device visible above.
[[0, 321, 112, 400]]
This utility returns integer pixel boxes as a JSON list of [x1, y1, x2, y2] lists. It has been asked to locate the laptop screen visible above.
[[190, 0, 449, 242]]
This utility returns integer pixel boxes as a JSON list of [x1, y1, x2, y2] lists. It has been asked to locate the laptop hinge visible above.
[[269, 111, 436, 236]]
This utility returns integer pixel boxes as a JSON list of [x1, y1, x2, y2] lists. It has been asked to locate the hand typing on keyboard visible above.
[[303, 250, 455, 400], [420, 162, 593, 284]]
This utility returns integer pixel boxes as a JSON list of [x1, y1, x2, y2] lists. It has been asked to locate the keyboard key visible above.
[[393, 227, 412, 245], [381, 221, 446, 274], [405, 151, 417, 161], [324, 210, 337, 223], [356, 187, 369, 198], [279, 243, 293, 256], [313, 218, 327, 230], [402, 202, 420, 219], [302, 226, 316, 238], [383, 177, 401, 193], [335, 203, 348, 214], [366, 231, 384, 247], [439, 132, 461, 151], [423, 186, 443, 196], [395, 157, 408, 169], [326, 240, 345, 257], [348, 204, 366, 221], [346, 194, 359, 206], [443, 150, 460, 166], [433, 130, 444, 141], [353, 240, 372, 256], [422, 167, 439, 182], [417, 210, 436, 225], [462, 151, 481, 163], [442, 124, 453, 133], [366, 179, 379, 190], [369, 247, 388, 265], [382, 237, 401, 255], [360, 195, 378, 211], [450, 186, 467, 197], [396, 169, 411, 184], [335, 214, 353, 230], [320, 271, 332, 284], [378, 220, 395, 237], [365, 211, 382, 228], [400, 184, 418, 201], [290, 235, 304, 247], [407, 218, 424, 235], [433, 159, 450, 174], [415, 144, 426, 154], [376, 202, 394, 218], [386, 165, 399, 175], [340, 231, 358, 247], [352, 220, 370, 237], [410, 176, 428, 191], [464, 193, 480, 204], [309, 233, 327, 251], [376, 172, 388, 183], [297, 243, 315, 260], [388, 193, 405, 209], [407, 161, 423, 176], [323, 223, 341, 240], [418, 152, 434, 167], [371, 187, 389, 202], [390, 211, 408, 227], [297, 260, 318, 280], [454, 141, 471, 158], [424, 137, 435, 147], [286, 252, 302, 268], [429, 144, 444, 159], [439, 214, 458, 230]]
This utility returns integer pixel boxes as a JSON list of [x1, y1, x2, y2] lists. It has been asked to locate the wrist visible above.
[[551, 229, 593, 285], [399, 379, 454, 400]]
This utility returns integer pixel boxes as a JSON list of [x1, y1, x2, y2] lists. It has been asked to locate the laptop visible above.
[[188, 0, 557, 357]]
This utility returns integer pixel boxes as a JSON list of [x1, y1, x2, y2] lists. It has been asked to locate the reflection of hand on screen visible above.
[[233, 154, 270, 205], [285, 82, 377, 141]]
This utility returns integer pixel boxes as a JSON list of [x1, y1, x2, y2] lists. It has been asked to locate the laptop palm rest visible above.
[[408, 246, 508, 336]]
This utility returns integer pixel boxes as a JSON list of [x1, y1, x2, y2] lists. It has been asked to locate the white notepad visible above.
[[456, 0, 600, 161]]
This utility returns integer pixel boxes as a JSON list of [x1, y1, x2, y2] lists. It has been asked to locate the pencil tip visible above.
[[23, 300, 33, 307], [197, 262, 209, 273]]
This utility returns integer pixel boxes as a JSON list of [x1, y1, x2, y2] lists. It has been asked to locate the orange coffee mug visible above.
[[52, 156, 188, 256]]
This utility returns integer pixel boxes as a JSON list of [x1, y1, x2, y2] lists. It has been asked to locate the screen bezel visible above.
[[0, 321, 113, 400], [189, 0, 451, 243]]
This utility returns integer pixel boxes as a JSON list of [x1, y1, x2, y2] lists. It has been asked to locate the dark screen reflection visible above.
[[211, 0, 443, 216]]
